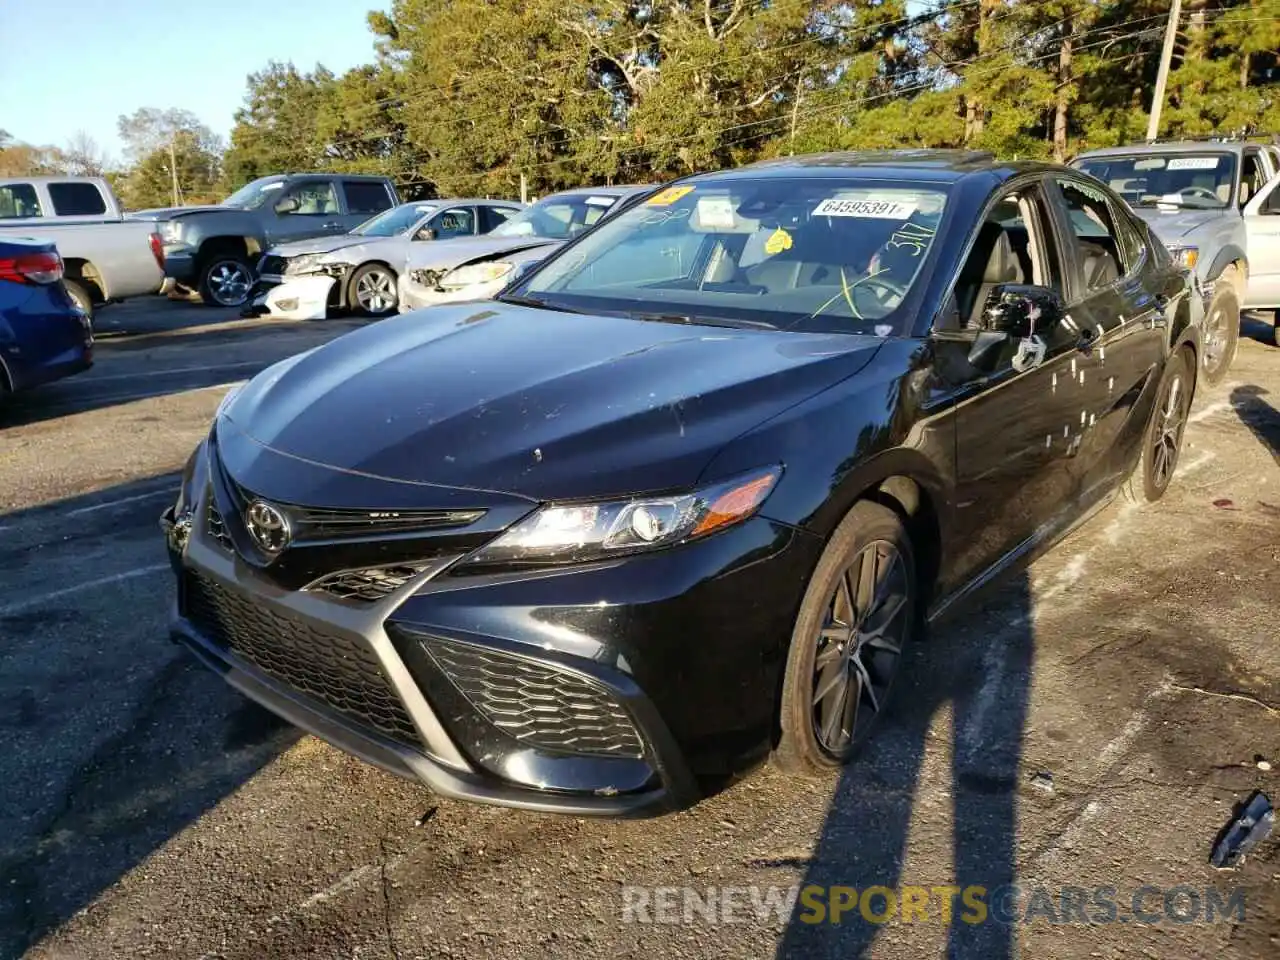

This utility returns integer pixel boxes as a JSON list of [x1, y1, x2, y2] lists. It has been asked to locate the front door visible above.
[[1243, 174, 1280, 309], [940, 180, 1086, 595], [264, 180, 346, 245], [1044, 175, 1168, 503]]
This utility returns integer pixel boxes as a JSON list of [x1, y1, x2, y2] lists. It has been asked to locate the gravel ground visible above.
[[1, 300, 1278, 960]]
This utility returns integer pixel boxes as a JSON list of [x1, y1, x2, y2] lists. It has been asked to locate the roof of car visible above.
[[544, 185, 654, 200], [395, 198, 525, 208], [691, 150, 1052, 183], [1077, 141, 1253, 158]]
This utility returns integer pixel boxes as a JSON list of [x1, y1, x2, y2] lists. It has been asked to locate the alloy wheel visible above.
[[810, 539, 911, 756], [1202, 303, 1227, 378], [207, 261, 252, 307], [355, 268, 397, 314], [1150, 370, 1188, 489]]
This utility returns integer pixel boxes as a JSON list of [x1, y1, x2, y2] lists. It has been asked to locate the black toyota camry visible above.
[[163, 151, 1199, 815]]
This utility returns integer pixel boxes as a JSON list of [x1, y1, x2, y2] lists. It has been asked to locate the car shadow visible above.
[[776, 574, 1035, 959], [1240, 311, 1278, 347], [1229, 384, 1280, 466], [0, 476, 300, 956]]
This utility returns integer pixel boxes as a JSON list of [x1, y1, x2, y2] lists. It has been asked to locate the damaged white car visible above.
[[397, 186, 652, 312], [246, 199, 525, 320]]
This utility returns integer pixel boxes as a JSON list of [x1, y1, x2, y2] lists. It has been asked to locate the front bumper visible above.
[[397, 277, 506, 313], [162, 464, 818, 815], [164, 249, 198, 284]]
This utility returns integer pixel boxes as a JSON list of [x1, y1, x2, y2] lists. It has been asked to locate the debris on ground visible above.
[[1210, 791, 1274, 869], [414, 806, 438, 827], [1029, 771, 1055, 795], [1212, 498, 1237, 510], [1256, 755, 1273, 772]]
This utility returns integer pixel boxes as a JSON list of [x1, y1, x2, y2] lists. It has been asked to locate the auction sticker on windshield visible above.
[[647, 186, 696, 207], [1167, 157, 1221, 171], [814, 196, 917, 219]]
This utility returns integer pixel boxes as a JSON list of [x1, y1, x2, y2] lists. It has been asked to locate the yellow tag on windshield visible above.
[[764, 227, 793, 256], [646, 185, 695, 206]]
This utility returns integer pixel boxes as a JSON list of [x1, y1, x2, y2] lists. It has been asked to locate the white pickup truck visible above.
[[0, 177, 165, 319]]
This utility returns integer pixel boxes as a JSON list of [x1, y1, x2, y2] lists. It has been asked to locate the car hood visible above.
[[128, 204, 232, 221], [1130, 206, 1231, 242], [404, 235, 559, 272], [223, 302, 884, 501], [268, 235, 407, 260]]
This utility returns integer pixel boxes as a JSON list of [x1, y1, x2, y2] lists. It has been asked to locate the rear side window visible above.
[[48, 182, 107, 216], [481, 205, 520, 232], [0, 183, 42, 219], [343, 180, 393, 215]]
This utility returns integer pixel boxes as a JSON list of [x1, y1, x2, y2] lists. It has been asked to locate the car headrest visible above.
[[982, 229, 1021, 284]]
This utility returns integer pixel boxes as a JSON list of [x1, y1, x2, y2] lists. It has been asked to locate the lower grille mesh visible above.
[[183, 573, 421, 748], [306, 565, 427, 603], [425, 638, 644, 758]]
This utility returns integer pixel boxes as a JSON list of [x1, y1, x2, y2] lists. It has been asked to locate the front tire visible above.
[[1200, 274, 1240, 387], [348, 263, 398, 317], [198, 255, 254, 308], [775, 500, 918, 776], [1124, 348, 1193, 504]]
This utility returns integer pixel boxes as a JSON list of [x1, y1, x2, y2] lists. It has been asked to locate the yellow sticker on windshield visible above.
[[764, 227, 793, 256], [646, 185, 695, 207]]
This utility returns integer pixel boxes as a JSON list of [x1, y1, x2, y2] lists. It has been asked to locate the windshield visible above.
[[506, 177, 950, 336], [1075, 153, 1237, 209], [491, 193, 620, 240], [222, 178, 286, 210], [352, 203, 437, 237]]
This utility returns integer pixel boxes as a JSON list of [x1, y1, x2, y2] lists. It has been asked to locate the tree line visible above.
[[4, 0, 1279, 209]]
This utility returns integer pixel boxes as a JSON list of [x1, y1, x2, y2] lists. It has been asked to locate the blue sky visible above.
[[0, 0, 384, 162]]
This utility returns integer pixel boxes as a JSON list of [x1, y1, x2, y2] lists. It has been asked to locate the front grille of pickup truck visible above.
[[258, 255, 288, 276], [182, 572, 421, 749]]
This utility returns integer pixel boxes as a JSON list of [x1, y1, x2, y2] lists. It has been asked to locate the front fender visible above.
[[1204, 242, 1247, 287], [179, 212, 267, 253]]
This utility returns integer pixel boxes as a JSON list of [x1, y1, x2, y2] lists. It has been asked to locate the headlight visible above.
[[1166, 245, 1199, 269], [409, 268, 443, 288], [463, 466, 782, 567], [441, 261, 514, 290], [159, 221, 182, 244], [287, 254, 332, 275]]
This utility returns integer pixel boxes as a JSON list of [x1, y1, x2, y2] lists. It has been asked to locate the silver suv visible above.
[[1073, 140, 1280, 383]]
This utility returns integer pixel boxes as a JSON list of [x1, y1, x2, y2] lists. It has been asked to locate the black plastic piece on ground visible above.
[[1210, 790, 1274, 868]]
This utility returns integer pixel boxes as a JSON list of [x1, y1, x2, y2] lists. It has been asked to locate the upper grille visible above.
[[292, 506, 485, 540], [258, 254, 288, 276], [206, 501, 233, 551], [424, 638, 644, 758], [183, 572, 421, 749], [306, 564, 428, 603]]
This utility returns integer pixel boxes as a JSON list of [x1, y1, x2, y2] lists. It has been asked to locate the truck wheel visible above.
[[198, 255, 254, 308], [1200, 274, 1240, 387], [64, 279, 94, 321], [348, 263, 398, 317]]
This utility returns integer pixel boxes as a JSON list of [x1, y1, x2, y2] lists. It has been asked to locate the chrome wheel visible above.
[[204, 259, 253, 307], [811, 539, 910, 756], [354, 267, 397, 315], [1202, 303, 1228, 376], [1151, 369, 1189, 489]]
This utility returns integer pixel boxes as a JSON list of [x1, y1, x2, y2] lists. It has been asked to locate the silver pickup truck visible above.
[[0, 177, 165, 319]]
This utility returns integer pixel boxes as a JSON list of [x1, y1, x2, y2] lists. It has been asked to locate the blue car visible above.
[[0, 236, 93, 397]]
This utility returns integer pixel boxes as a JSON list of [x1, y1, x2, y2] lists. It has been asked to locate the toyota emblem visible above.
[[245, 499, 291, 556]]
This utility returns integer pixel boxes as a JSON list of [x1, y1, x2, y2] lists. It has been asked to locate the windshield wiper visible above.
[[498, 293, 581, 313], [626, 311, 776, 330]]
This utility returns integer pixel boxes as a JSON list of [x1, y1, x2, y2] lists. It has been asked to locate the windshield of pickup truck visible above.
[[352, 203, 438, 237], [222, 178, 286, 210], [1075, 153, 1237, 209]]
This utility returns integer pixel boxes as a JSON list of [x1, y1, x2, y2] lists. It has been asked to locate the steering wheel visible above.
[[855, 273, 909, 309], [1177, 185, 1219, 202]]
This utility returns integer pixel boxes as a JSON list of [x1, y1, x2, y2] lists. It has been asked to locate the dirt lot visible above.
[[1, 301, 1277, 960]]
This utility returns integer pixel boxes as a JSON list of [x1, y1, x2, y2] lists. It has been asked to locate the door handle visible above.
[[322, 221, 342, 229]]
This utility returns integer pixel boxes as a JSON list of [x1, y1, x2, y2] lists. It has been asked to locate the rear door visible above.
[[340, 180, 395, 232], [1043, 174, 1168, 503], [1242, 174, 1280, 308]]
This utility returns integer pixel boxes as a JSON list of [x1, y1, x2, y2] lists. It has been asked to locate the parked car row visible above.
[[162, 148, 1218, 816]]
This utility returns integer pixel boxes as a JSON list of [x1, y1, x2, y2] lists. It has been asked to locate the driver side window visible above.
[[1053, 178, 1125, 294], [430, 207, 476, 239], [948, 189, 1057, 330], [279, 181, 338, 216]]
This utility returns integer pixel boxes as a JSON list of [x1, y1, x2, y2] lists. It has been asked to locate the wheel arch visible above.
[[1205, 245, 1247, 290], [196, 235, 254, 267], [61, 258, 106, 302]]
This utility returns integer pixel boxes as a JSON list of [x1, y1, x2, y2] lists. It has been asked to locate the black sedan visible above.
[[162, 151, 1199, 815]]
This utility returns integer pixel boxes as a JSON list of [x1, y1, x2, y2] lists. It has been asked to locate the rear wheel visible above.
[[63, 279, 94, 321], [198, 255, 254, 308], [775, 500, 918, 776], [1124, 348, 1193, 504], [1200, 273, 1240, 387], [348, 263, 398, 317]]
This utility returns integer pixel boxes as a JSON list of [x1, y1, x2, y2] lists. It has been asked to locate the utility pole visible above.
[[169, 138, 180, 207], [1146, 0, 1182, 141], [520, 172, 528, 205], [788, 74, 803, 155]]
